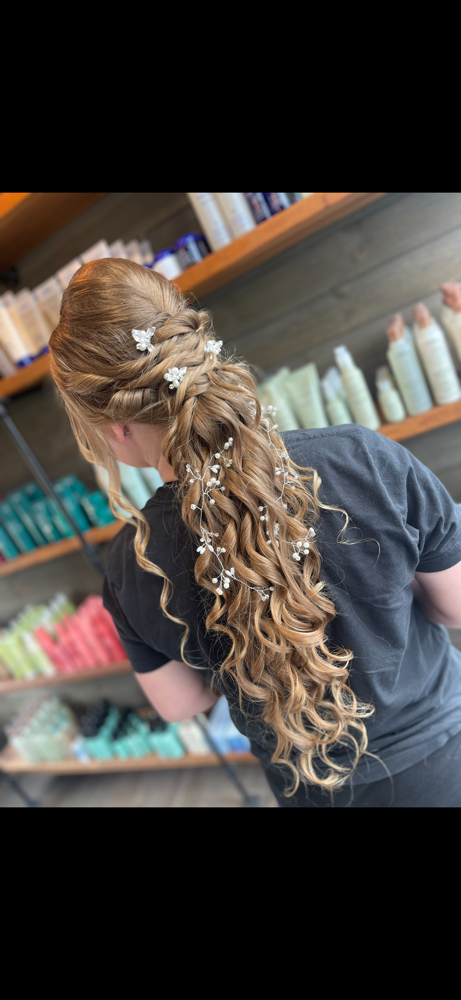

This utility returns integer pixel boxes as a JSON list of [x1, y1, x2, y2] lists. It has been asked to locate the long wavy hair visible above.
[[49, 257, 378, 796]]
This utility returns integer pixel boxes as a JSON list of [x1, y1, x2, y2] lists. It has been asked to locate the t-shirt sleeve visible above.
[[102, 576, 171, 674], [400, 446, 461, 574]]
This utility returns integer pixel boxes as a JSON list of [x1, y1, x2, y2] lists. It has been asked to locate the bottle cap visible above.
[[440, 281, 461, 313], [153, 249, 175, 262], [333, 345, 354, 371], [386, 314, 405, 343], [375, 365, 393, 391], [413, 303, 432, 329]]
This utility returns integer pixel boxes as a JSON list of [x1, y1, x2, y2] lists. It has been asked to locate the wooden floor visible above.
[[0, 762, 278, 808]]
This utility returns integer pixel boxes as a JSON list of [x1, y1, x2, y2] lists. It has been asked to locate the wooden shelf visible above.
[[173, 193, 386, 299], [0, 659, 131, 695], [376, 398, 461, 441], [0, 521, 122, 578], [0, 743, 258, 775], [0, 193, 108, 270], [0, 353, 52, 400]]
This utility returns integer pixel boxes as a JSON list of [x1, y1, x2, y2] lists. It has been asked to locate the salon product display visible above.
[[0, 476, 115, 560], [0, 593, 127, 682], [3, 694, 250, 763]]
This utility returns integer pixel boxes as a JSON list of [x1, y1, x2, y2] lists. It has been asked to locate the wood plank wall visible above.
[[1, 191, 460, 723]]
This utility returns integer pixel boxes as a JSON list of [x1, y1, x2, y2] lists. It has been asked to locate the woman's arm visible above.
[[411, 562, 461, 628], [134, 659, 221, 722]]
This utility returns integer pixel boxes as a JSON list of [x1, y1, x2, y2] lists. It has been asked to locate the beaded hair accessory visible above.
[[187, 406, 315, 601], [132, 327, 156, 352]]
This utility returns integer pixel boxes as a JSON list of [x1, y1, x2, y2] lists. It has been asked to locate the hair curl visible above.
[[49, 258, 379, 797]]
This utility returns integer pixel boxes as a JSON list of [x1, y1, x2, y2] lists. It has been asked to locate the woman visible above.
[[49, 258, 461, 807]]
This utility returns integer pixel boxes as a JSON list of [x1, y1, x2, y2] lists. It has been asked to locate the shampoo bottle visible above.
[[385, 314, 433, 415], [440, 281, 461, 366], [321, 370, 353, 425], [412, 303, 461, 405], [186, 194, 232, 252], [257, 370, 300, 432], [286, 363, 329, 428], [0, 302, 35, 367], [375, 366, 406, 423], [213, 194, 256, 238], [333, 346, 381, 430]]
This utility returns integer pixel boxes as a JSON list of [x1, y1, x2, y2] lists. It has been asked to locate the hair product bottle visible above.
[[321, 370, 353, 425], [213, 194, 256, 238], [375, 365, 406, 423], [33, 277, 63, 333], [257, 369, 300, 431], [412, 303, 461, 405], [286, 362, 329, 427], [440, 282, 461, 366], [385, 315, 433, 415], [186, 194, 232, 252], [12, 289, 51, 354], [0, 301, 35, 367], [333, 346, 381, 430]]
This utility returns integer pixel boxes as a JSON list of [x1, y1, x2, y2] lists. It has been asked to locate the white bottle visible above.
[[139, 239, 154, 265], [412, 303, 461, 405], [213, 194, 256, 239], [1, 292, 39, 358], [321, 370, 353, 425], [80, 239, 111, 264], [33, 277, 63, 331], [333, 345, 381, 430], [386, 314, 433, 415], [56, 258, 84, 291], [0, 302, 35, 366], [375, 365, 406, 423], [325, 365, 349, 403], [109, 239, 129, 259], [440, 282, 461, 366], [286, 362, 329, 428], [152, 250, 183, 280], [0, 344, 16, 377], [257, 371, 300, 432], [124, 240, 144, 265], [13, 288, 51, 352], [186, 194, 232, 252]]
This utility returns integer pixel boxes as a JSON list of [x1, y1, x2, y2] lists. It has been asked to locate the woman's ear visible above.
[[109, 424, 127, 443]]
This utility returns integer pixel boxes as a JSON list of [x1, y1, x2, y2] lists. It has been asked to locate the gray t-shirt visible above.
[[103, 424, 461, 787]]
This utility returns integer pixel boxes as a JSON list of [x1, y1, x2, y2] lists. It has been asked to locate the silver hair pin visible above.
[[132, 327, 156, 352], [187, 410, 315, 602], [165, 366, 187, 389]]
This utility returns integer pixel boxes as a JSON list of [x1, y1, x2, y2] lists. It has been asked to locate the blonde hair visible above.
[[49, 258, 378, 798]]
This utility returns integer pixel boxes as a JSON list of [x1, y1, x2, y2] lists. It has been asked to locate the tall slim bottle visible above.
[[412, 303, 461, 405], [385, 315, 433, 415], [440, 282, 461, 367], [333, 346, 381, 430], [213, 194, 256, 238], [186, 194, 232, 251]]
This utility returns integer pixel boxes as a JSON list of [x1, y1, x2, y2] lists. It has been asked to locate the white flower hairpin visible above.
[[132, 327, 156, 353], [204, 339, 223, 357], [165, 366, 187, 390]]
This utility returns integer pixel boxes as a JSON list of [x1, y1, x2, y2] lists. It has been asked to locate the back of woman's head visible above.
[[50, 257, 375, 796]]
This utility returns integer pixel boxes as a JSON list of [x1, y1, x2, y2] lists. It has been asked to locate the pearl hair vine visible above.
[[186, 405, 315, 601]]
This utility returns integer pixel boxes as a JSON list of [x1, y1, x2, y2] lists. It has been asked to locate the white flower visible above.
[[164, 366, 187, 389], [132, 327, 156, 352], [204, 339, 223, 357]]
